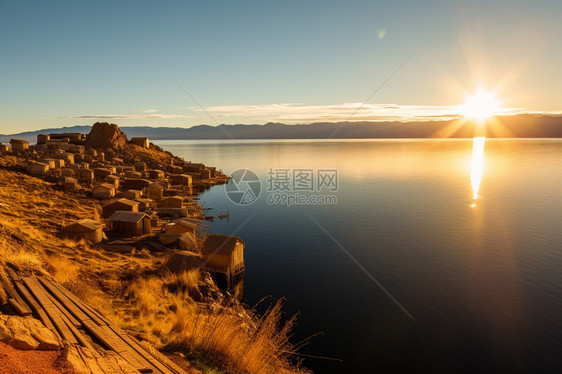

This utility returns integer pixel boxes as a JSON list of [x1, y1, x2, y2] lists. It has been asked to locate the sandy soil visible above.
[[0, 342, 75, 374]]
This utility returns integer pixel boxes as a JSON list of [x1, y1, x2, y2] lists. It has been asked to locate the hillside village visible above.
[[2, 123, 248, 283], [1, 122, 244, 275], [0, 123, 306, 374]]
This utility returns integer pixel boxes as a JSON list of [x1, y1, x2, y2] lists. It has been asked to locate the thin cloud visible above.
[[191, 103, 541, 123], [191, 103, 463, 122], [58, 114, 192, 119]]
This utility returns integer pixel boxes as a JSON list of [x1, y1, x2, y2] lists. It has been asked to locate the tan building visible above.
[[134, 198, 152, 211], [108, 211, 151, 236], [171, 174, 192, 187], [62, 177, 78, 191], [63, 219, 104, 243], [10, 139, 29, 151], [200, 169, 211, 179], [116, 189, 142, 200], [93, 168, 112, 179], [164, 251, 203, 274], [165, 219, 198, 235], [157, 196, 183, 208], [77, 168, 94, 183], [121, 178, 151, 190], [201, 234, 245, 275], [37, 134, 50, 144], [28, 162, 49, 176], [147, 183, 164, 199], [92, 183, 115, 199], [130, 137, 150, 149], [183, 163, 204, 173], [61, 168, 75, 177], [148, 169, 165, 179], [104, 175, 120, 188], [102, 198, 139, 218]]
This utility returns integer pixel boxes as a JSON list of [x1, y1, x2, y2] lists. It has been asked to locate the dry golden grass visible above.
[[0, 166, 310, 374], [168, 299, 308, 374], [44, 255, 80, 285], [118, 271, 310, 374]]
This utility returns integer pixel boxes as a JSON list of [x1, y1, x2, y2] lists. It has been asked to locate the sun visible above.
[[457, 90, 501, 122]]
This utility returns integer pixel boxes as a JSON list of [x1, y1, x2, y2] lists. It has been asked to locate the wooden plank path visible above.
[[12, 278, 61, 340], [23, 277, 79, 345], [1, 273, 188, 374], [1, 270, 32, 316], [37, 277, 156, 373], [40, 276, 186, 374]]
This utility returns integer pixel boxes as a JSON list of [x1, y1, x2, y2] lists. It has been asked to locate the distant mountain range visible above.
[[1, 114, 561, 143]]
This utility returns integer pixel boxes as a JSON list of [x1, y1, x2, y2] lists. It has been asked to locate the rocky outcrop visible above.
[[85, 122, 128, 150], [0, 314, 61, 350], [64, 344, 139, 374]]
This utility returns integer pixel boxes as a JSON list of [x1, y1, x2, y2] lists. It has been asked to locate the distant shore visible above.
[[2, 114, 562, 143]]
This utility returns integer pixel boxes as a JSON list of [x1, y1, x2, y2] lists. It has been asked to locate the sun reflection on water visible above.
[[470, 136, 486, 207]]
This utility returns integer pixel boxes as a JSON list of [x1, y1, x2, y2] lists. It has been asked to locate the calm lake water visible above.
[[155, 138, 562, 374]]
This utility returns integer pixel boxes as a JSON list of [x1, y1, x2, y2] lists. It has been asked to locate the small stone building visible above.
[[157, 196, 183, 208], [40, 159, 56, 169], [104, 175, 120, 188], [62, 177, 78, 191], [207, 166, 216, 178], [37, 134, 50, 144], [168, 165, 183, 174], [121, 178, 151, 190], [165, 219, 198, 236], [92, 183, 115, 199], [63, 219, 104, 243], [116, 189, 142, 200], [28, 162, 49, 176], [164, 251, 204, 274], [155, 207, 188, 219], [93, 168, 112, 179], [147, 183, 164, 199], [10, 139, 29, 151], [130, 137, 150, 149], [102, 198, 139, 218], [77, 168, 94, 183], [148, 170, 165, 179], [200, 169, 211, 179], [134, 198, 152, 211], [124, 170, 142, 178], [171, 174, 192, 187], [108, 211, 151, 236], [183, 163, 204, 173], [61, 168, 75, 177], [201, 234, 245, 274]]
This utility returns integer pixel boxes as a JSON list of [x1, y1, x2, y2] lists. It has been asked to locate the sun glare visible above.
[[458, 90, 501, 122], [470, 136, 486, 207]]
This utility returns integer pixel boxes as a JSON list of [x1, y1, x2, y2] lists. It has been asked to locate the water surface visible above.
[[155, 138, 562, 373]]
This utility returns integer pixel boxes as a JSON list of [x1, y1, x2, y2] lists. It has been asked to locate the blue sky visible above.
[[1, 0, 561, 133]]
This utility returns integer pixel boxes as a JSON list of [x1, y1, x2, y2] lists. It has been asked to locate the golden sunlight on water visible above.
[[470, 136, 486, 207]]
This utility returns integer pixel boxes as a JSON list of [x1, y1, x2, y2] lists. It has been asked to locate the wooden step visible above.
[[22, 277, 78, 345], [1, 271, 32, 316], [12, 280, 61, 340]]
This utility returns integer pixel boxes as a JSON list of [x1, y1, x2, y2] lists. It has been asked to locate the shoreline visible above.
[[0, 122, 311, 374]]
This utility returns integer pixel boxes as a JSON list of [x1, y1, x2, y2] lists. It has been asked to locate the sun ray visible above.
[[457, 90, 501, 122]]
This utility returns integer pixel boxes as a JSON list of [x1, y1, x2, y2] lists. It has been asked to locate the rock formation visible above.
[[85, 122, 128, 150], [0, 314, 60, 350]]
